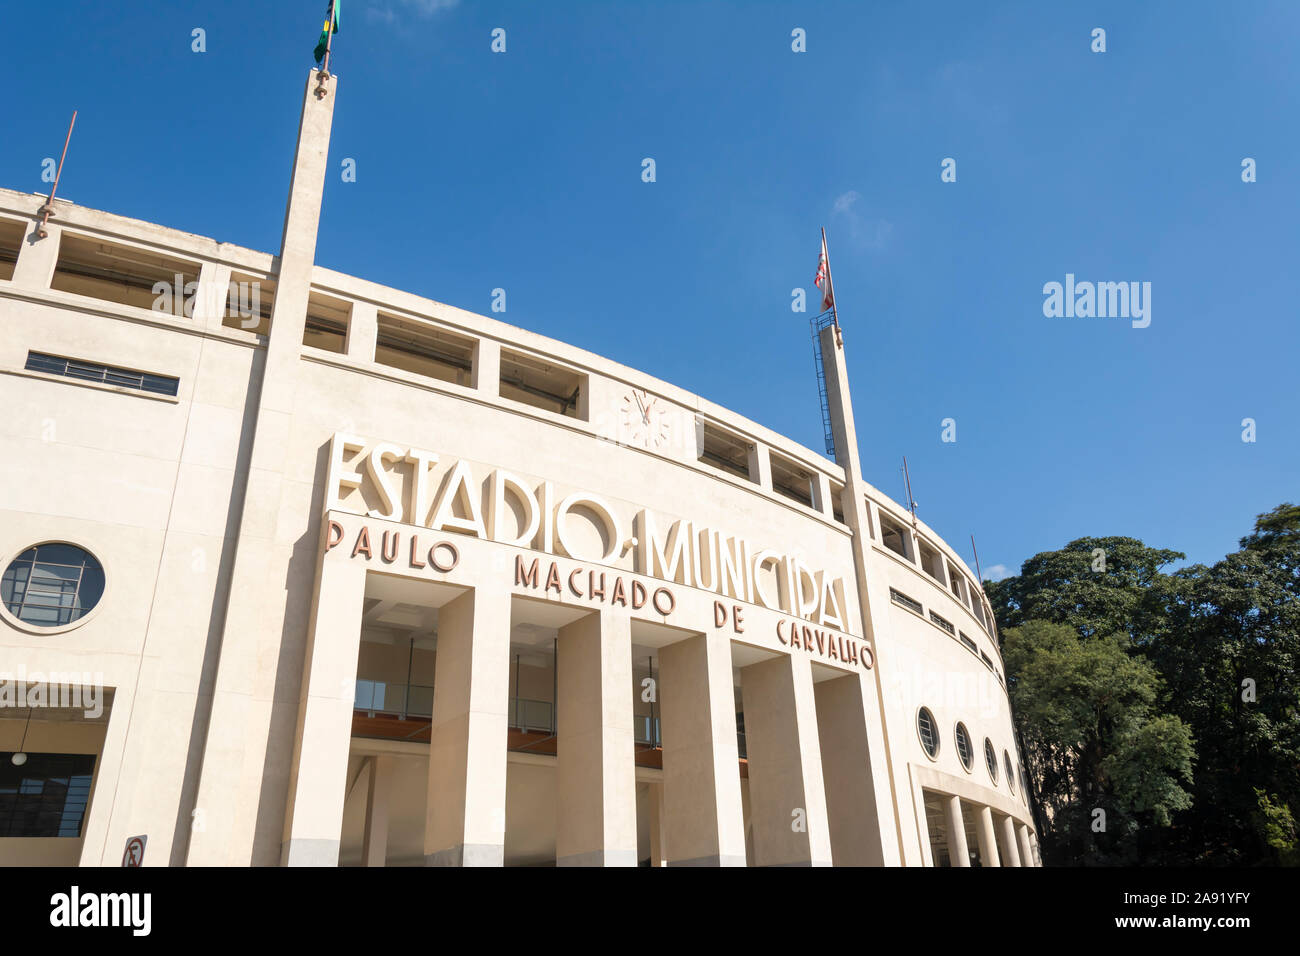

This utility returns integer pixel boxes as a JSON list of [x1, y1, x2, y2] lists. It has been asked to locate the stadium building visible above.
[[0, 71, 1040, 866]]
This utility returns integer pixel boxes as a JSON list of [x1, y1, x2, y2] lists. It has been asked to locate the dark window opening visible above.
[[770, 452, 814, 508], [697, 422, 751, 480], [375, 314, 475, 386], [499, 348, 584, 419], [304, 291, 351, 354], [0, 753, 96, 837], [0, 217, 25, 281], [51, 235, 199, 313], [25, 351, 179, 397]]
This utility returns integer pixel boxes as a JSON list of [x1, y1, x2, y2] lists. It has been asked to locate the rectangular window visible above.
[[947, 563, 968, 605], [929, 610, 954, 635], [958, 632, 978, 655], [499, 348, 584, 418], [878, 511, 913, 561], [979, 650, 995, 671], [50, 235, 200, 313], [0, 753, 96, 837], [970, 591, 988, 629], [890, 587, 923, 615], [25, 351, 179, 397], [222, 272, 276, 335], [303, 290, 351, 354], [375, 314, 475, 386], [0, 217, 24, 281], [918, 540, 946, 583], [770, 452, 814, 508], [828, 480, 846, 524], [697, 421, 751, 480]]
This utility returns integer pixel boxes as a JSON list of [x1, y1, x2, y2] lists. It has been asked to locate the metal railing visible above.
[[354, 681, 555, 734]]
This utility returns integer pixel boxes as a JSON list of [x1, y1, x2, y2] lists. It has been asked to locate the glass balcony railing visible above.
[[354, 680, 555, 734], [634, 715, 661, 748], [354, 680, 434, 718]]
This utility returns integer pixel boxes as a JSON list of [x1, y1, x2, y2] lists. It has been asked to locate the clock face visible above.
[[620, 388, 670, 449]]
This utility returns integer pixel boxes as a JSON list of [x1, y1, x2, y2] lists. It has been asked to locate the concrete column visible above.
[[425, 583, 511, 866], [944, 795, 971, 867], [741, 654, 833, 866], [976, 805, 1001, 867], [474, 338, 501, 395], [194, 261, 232, 331], [997, 814, 1022, 867], [11, 221, 60, 289], [817, 323, 913, 865], [345, 300, 377, 361], [556, 609, 637, 866], [279, 549, 367, 866], [187, 69, 339, 866], [361, 755, 393, 867], [1017, 822, 1035, 867], [648, 782, 666, 867], [813, 672, 888, 865], [658, 632, 746, 866], [811, 472, 834, 519], [747, 442, 772, 490]]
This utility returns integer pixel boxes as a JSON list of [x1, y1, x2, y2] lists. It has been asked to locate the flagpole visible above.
[[37, 111, 77, 240], [322, 0, 337, 75], [821, 225, 840, 330]]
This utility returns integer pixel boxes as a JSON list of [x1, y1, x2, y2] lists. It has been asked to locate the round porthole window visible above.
[[1005, 751, 1016, 794], [954, 722, 973, 771], [984, 737, 998, 783], [917, 707, 940, 759], [1, 543, 105, 631]]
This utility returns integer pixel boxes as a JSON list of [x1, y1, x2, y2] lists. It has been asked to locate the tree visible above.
[[986, 536, 1183, 645], [1002, 620, 1193, 865]]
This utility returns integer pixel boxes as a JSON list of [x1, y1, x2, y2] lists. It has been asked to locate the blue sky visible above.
[[3, 1, 1296, 579]]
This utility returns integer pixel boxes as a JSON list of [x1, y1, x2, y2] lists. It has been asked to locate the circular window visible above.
[[917, 707, 940, 759], [1005, 751, 1016, 793], [1, 543, 105, 631], [1019, 766, 1030, 801], [984, 738, 998, 783], [954, 722, 973, 771]]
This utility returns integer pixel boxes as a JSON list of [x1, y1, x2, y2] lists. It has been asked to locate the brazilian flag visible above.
[[313, 1, 340, 66]]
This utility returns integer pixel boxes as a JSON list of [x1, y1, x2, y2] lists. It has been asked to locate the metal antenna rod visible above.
[[903, 455, 917, 524], [37, 110, 77, 239], [970, 533, 984, 583]]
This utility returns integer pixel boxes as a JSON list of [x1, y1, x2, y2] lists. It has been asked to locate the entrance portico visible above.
[[282, 507, 892, 866]]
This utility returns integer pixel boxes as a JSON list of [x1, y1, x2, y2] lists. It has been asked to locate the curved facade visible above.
[[0, 71, 1038, 867]]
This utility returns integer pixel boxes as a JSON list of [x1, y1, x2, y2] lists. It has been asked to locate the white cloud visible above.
[[830, 190, 892, 251], [983, 563, 1010, 582], [365, 0, 459, 25]]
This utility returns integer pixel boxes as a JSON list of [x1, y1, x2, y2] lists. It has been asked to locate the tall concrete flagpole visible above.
[[816, 251, 912, 865], [185, 68, 339, 866]]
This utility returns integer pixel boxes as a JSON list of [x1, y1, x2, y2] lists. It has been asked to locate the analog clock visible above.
[[620, 388, 670, 450]]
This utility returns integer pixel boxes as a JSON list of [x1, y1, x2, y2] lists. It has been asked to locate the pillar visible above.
[[345, 300, 377, 361], [279, 550, 367, 865], [747, 442, 772, 490], [944, 795, 971, 867], [11, 221, 60, 289], [813, 672, 889, 865], [1017, 822, 1035, 867], [187, 69, 339, 866], [361, 755, 393, 867], [658, 633, 746, 866], [998, 814, 1022, 867], [741, 654, 833, 866], [424, 583, 511, 866], [556, 609, 637, 866], [976, 805, 1001, 867], [648, 782, 666, 867], [474, 338, 501, 395]]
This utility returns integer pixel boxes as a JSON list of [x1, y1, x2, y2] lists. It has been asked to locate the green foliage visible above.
[[996, 503, 1300, 865], [1003, 621, 1193, 864]]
